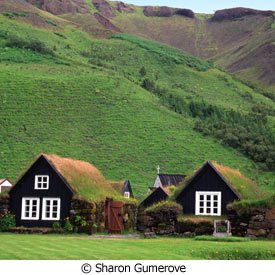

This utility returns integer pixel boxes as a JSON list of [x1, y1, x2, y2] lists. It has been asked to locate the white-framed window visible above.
[[195, 191, 221, 216], [35, 175, 49, 190], [124, 192, 130, 198], [42, 198, 61, 220], [21, 197, 40, 220]]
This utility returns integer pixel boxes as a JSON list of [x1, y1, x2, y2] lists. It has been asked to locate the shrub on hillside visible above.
[[6, 35, 54, 55]]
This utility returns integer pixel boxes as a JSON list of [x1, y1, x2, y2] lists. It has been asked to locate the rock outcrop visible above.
[[26, 0, 90, 15], [92, 0, 115, 18], [211, 7, 274, 21], [94, 12, 121, 32], [143, 6, 195, 19], [116, 1, 134, 13]]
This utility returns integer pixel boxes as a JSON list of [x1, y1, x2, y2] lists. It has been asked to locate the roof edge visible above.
[[175, 161, 241, 200]]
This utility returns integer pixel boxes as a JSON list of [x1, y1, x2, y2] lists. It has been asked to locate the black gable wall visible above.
[[176, 163, 239, 215], [140, 188, 168, 208], [10, 156, 73, 227]]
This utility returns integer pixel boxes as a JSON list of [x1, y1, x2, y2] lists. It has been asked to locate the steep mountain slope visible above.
[[112, 6, 275, 93], [5, 1, 275, 93], [0, 6, 274, 198]]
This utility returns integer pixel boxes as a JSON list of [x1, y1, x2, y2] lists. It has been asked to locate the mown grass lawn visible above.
[[0, 234, 274, 260]]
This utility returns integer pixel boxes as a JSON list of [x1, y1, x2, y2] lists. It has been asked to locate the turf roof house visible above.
[[175, 161, 264, 216], [0, 178, 12, 193], [140, 169, 186, 208], [111, 180, 134, 199], [9, 154, 131, 227]]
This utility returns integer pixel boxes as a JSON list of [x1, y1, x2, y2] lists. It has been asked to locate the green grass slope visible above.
[[0, 13, 274, 198], [112, 9, 275, 95]]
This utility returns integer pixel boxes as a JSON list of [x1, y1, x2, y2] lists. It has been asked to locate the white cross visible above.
[[157, 165, 160, 174]]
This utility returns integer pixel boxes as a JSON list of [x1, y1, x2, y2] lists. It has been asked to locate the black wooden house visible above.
[[175, 161, 241, 216], [139, 187, 168, 208], [10, 155, 74, 227]]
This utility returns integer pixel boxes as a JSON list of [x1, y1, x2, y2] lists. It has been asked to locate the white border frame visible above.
[[21, 197, 40, 220], [42, 198, 61, 221], [195, 191, 221, 216], [34, 175, 49, 190]]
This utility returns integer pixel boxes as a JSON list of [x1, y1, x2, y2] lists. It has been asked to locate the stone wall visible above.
[[175, 219, 213, 236], [0, 194, 10, 216], [123, 202, 137, 231], [70, 197, 137, 233], [136, 208, 176, 235], [228, 207, 275, 238]]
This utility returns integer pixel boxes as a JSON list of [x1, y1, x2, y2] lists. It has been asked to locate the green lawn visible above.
[[0, 234, 274, 260]]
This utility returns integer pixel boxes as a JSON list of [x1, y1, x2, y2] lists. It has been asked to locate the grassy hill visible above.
[[0, 8, 274, 198], [112, 7, 275, 96], [4, 1, 275, 96]]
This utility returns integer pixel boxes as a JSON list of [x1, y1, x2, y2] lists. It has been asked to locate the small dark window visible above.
[[207, 208, 211, 213], [207, 195, 211, 201]]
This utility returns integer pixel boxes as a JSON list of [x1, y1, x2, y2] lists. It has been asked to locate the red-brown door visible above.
[[105, 199, 124, 233]]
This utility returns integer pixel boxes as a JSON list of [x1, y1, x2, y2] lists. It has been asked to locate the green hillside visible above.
[[0, 12, 274, 198]]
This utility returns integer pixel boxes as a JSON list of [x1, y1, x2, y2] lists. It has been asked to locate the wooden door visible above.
[[105, 199, 124, 233]]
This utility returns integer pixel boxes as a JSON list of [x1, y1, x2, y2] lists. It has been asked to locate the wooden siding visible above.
[[10, 155, 73, 227], [176, 162, 239, 215], [140, 187, 168, 208]]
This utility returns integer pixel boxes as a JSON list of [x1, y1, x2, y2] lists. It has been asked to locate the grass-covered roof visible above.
[[44, 154, 122, 202], [211, 161, 266, 199], [174, 161, 266, 200]]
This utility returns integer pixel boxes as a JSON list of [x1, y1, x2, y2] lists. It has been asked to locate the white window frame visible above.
[[35, 175, 49, 190], [21, 197, 40, 220], [42, 198, 61, 221], [195, 191, 221, 216], [124, 192, 130, 198]]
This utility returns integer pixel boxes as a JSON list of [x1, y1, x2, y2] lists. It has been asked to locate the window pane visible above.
[[207, 202, 211, 207], [200, 202, 204, 207], [53, 201, 58, 206], [207, 195, 211, 201], [213, 195, 218, 201], [25, 200, 30, 206], [213, 208, 218, 214], [46, 213, 50, 218], [52, 213, 57, 218], [199, 208, 204, 213], [207, 208, 211, 213], [26, 206, 30, 211], [53, 207, 57, 212], [214, 202, 218, 207], [200, 195, 204, 200]]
